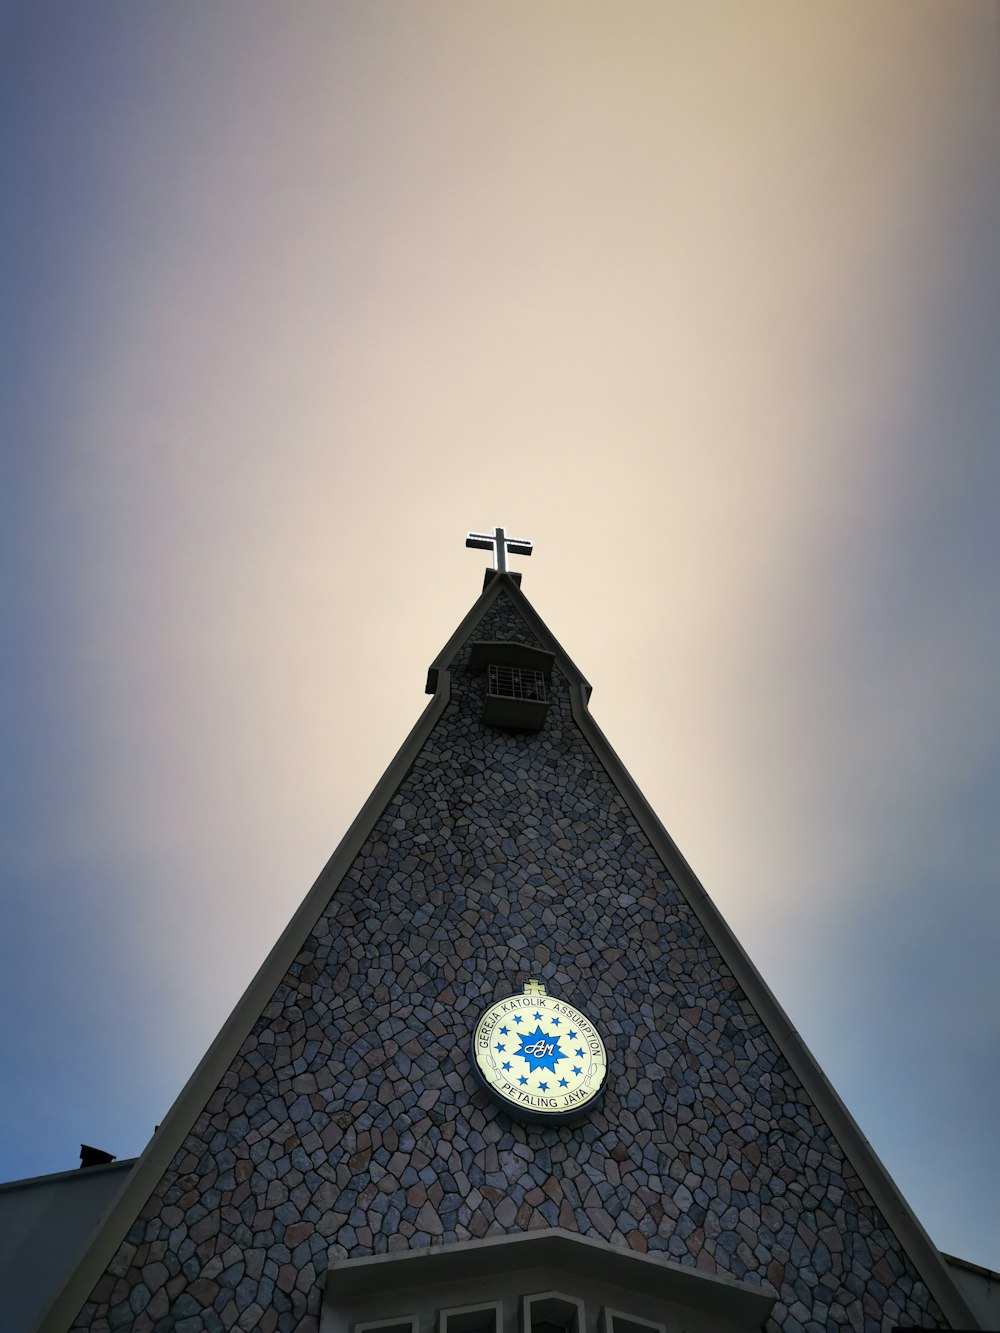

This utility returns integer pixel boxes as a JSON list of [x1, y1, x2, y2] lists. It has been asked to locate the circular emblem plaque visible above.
[[471, 981, 608, 1123]]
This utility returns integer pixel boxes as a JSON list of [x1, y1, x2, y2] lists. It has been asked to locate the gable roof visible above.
[[37, 575, 979, 1330]]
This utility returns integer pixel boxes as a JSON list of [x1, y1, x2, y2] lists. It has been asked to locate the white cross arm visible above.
[[465, 526, 533, 573]]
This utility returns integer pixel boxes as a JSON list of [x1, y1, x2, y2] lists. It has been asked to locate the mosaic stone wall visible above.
[[71, 589, 948, 1333]]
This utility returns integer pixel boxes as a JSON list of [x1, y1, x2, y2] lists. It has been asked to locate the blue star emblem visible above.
[[502, 1062, 511, 1071], [519, 1075, 528, 1085], [559, 1078, 568, 1087], [500, 1026, 508, 1035], [568, 1030, 577, 1040], [575, 1048, 584, 1057], [496, 1043, 505, 1052], [533, 1011, 542, 1019], [572, 1066, 582, 1075], [539, 1081, 548, 1091], [515, 1026, 566, 1073], [513, 1015, 522, 1024]]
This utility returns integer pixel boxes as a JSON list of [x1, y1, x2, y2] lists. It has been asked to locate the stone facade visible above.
[[69, 589, 948, 1332]]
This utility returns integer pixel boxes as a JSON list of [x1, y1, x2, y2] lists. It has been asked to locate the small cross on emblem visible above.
[[466, 525, 533, 574], [523, 979, 547, 997]]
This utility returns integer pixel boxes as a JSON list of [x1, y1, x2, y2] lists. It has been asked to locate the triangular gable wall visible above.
[[40, 576, 977, 1331]]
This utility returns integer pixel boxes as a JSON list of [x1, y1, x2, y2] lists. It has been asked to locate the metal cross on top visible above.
[[465, 525, 533, 573]]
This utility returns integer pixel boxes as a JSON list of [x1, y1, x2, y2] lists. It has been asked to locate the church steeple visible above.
[[36, 562, 981, 1331]]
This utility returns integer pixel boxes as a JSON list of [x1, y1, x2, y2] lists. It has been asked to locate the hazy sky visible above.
[[3, 1, 998, 1271]]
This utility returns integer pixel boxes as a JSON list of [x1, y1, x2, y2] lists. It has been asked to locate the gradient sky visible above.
[[2, 1, 998, 1271]]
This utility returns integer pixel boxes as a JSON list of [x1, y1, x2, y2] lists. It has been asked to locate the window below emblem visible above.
[[522, 1291, 583, 1333], [351, 1296, 665, 1333], [599, 1309, 665, 1333], [438, 1301, 502, 1333], [324, 1229, 776, 1333]]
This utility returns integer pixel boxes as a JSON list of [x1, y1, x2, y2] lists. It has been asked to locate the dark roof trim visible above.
[[425, 574, 510, 694], [35, 688, 453, 1331], [41, 577, 576, 1333], [0, 1159, 135, 1197], [564, 680, 981, 1331], [941, 1253, 1000, 1282]]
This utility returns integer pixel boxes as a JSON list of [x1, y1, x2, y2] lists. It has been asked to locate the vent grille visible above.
[[487, 665, 549, 703]]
